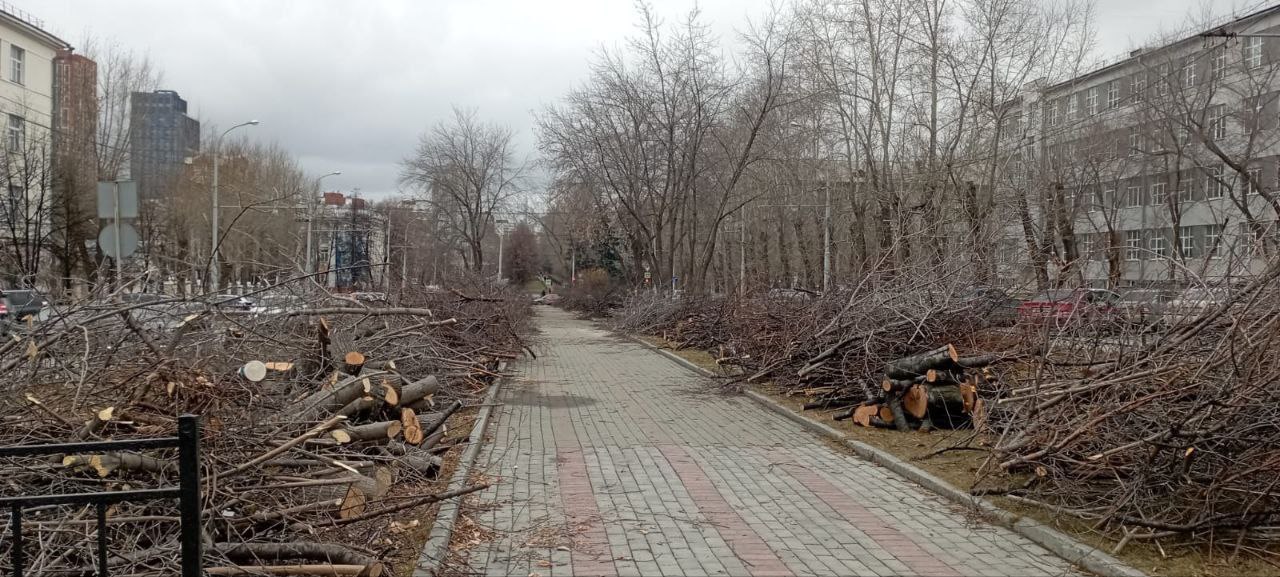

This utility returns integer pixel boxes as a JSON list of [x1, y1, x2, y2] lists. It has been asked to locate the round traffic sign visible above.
[[98, 222, 139, 258]]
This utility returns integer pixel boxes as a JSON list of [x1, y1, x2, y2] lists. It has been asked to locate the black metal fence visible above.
[[0, 414, 202, 577]]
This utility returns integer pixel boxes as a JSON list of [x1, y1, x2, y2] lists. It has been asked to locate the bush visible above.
[[559, 268, 624, 317]]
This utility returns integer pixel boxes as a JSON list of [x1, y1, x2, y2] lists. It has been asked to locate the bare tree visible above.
[[401, 107, 524, 273], [80, 35, 162, 182]]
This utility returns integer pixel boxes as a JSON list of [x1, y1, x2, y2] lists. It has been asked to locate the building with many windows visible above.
[[0, 4, 72, 284], [1000, 5, 1280, 288], [313, 192, 388, 291], [130, 89, 200, 201]]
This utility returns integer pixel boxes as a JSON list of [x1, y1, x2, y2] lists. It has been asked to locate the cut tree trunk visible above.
[[330, 421, 402, 444], [884, 345, 958, 379], [397, 376, 440, 407]]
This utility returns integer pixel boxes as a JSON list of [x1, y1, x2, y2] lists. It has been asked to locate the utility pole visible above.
[[740, 213, 746, 293], [306, 171, 341, 278], [496, 218, 510, 280], [209, 120, 259, 292]]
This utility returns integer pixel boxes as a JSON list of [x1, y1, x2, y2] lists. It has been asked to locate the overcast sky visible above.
[[19, 0, 1274, 199]]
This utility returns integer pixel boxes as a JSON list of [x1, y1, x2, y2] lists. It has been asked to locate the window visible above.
[[1107, 80, 1120, 109], [1133, 73, 1147, 102], [1246, 36, 1264, 69], [6, 114, 22, 152], [1178, 178, 1192, 203], [1179, 127, 1191, 146], [1156, 63, 1170, 96], [1211, 46, 1228, 80], [1127, 185, 1142, 207], [1080, 234, 1095, 259], [1206, 165, 1227, 198], [1066, 94, 1078, 120], [9, 45, 22, 86], [1180, 226, 1197, 257], [1205, 224, 1224, 257], [1247, 166, 1263, 195], [1151, 182, 1167, 205], [1100, 187, 1115, 211], [1150, 233, 1168, 258], [1183, 57, 1197, 88], [1126, 230, 1143, 261], [1047, 101, 1059, 127], [1086, 87, 1098, 115], [1129, 130, 1141, 156], [1208, 104, 1228, 140]]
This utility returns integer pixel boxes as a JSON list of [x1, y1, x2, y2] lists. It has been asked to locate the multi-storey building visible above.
[[1001, 4, 1280, 289], [0, 4, 71, 283], [129, 89, 200, 201], [53, 49, 97, 185], [314, 192, 387, 291], [50, 48, 98, 289]]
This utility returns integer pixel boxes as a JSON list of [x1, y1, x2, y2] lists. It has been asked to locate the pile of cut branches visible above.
[[983, 267, 1280, 552], [0, 279, 529, 575], [612, 269, 1014, 400]]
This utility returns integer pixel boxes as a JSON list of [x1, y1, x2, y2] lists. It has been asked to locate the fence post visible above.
[[177, 414, 202, 577], [10, 507, 22, 577]]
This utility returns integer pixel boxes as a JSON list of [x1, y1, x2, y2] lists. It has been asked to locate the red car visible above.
[[1017, 288, 1121, 329]]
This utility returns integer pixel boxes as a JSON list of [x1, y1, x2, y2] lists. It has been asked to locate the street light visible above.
[[495, 218, 511, 280], [209, 119, 260, 291], [305, 170, 342, 277]]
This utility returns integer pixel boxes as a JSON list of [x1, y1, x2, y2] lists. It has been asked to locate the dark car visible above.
[[957, 286, 1020, 326], [1, 289, 47, 322], [1017, 288, 1121, 329], [0, 289, 48, 335]]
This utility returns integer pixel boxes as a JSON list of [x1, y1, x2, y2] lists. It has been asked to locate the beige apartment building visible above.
[[0, 3, 71, 284]]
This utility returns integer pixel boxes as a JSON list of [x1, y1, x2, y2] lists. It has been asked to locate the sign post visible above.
[[98, 181, 139, 287]]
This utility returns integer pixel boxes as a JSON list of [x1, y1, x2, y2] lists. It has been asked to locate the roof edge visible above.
[[0, 9, 71, 51]]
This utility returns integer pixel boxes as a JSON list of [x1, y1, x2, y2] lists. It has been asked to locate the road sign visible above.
[[97, 181, 138, 219], [98, 222, 139, 258]]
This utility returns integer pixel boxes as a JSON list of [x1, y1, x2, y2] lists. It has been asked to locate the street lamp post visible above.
[[495, 219, 510, 280], [305, 171, 342, 278], [209, 120, 260, 292]]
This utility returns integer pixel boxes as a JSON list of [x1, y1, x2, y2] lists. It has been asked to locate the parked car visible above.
[[1166, 287, 1233, 325], [1017, 288, 1121, 329], [957, 286, 1021, 326], [1116, 288, 1172, 327], [251, 294, 306, 315], [1, 289, 48, 325], [208, 294, 254, 311]]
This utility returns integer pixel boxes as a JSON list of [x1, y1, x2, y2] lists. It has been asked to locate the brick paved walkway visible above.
[[452, 307, 1082, 577]]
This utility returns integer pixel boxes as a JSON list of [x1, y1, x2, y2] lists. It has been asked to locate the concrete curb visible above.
[[414, 361, 508, 577], [627, 335, 1146, 577]]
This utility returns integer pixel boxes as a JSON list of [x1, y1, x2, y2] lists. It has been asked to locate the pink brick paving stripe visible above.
[[767, 450, 964, 577], [557, 447, 618, 577], [658, 445, 795, 577]]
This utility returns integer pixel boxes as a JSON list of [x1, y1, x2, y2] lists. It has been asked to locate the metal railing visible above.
[[0, 414, 202, 577]]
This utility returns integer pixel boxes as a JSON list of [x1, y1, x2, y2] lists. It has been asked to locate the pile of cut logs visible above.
[[829, 345, 1000, 432], [0, 281, 527, 576]]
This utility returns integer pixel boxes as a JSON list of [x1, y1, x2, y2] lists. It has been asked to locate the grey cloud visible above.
[[23, 0, 1239, 198]]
